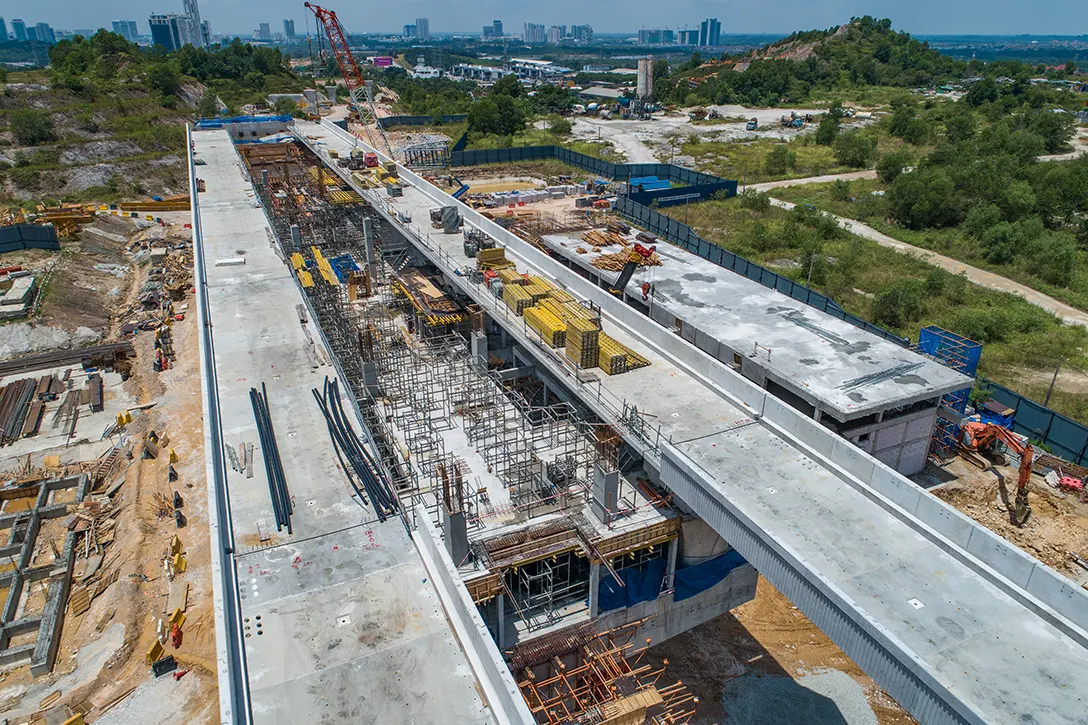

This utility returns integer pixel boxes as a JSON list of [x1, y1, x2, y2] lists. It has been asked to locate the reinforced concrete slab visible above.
[[192, 127, 496, 724], [297, 120, 1088, 725], [536, 232, 971, 421]]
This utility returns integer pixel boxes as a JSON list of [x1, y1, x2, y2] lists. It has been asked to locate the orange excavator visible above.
[[959, 421, 1034, 526]]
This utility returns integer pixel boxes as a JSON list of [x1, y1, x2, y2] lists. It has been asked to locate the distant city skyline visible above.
[[6, 1, 1085, 37]]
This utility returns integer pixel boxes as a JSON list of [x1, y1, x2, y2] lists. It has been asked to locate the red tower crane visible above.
[[304, 2, 394, 159]]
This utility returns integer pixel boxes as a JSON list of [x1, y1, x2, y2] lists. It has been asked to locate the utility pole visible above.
[[1044, 356, 1064, 407]]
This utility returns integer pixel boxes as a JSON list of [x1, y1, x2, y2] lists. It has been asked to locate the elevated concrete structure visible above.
[[292, 119, 1088, 725], [190, 127, 527, 724]]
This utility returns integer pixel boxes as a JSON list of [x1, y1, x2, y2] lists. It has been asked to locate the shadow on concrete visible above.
[[912, 460, 960, 490], [641, 584, 874, 725]]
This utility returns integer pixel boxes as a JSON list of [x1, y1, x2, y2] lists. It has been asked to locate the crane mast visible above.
[[304, 2, 395, 160]]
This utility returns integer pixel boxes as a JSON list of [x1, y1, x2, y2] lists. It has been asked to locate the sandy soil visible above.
[[644, 577, 916, 725], [0, 242, 217, 723], [930, 458, 1088, 580]]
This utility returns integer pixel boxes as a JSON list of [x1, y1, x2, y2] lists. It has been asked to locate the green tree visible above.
[[814, 115, 840, 146], [1026, 109, 1075, 154], [273, 96, 300, 116], [965, 78, 999, 107], [764, 145, 796, 175], [547, 117, 573, 135], [146, 62, 181, 98], [738, 190, 771, 212], [887, 167, 960, 229], [1000, 180, 1036, 220], [876, 149, 911, 184], [833, 131, 877, 168], [197, 91, 219, 118], [963, 202, 1002, 237], [10, 109, 57, 146], [872, 280, 925, 328], [492, 73, 522, 97], [1028, 232, 1078, 287], [830, 179, 851, 201], [468, 95, 525, 136]]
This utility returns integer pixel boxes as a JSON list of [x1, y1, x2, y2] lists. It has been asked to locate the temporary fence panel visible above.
[[983, 379, 1088, 465]]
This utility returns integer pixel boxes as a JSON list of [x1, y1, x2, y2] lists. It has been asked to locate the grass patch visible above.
[[683, 136, 849, 184], [667, 196, 1088, 423], [773, 179, 1088, 313]]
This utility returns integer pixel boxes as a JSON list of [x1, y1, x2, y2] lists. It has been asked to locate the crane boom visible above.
[[304, 2, 394, 160]]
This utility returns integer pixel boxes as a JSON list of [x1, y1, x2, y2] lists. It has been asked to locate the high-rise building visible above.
[[483, 20, 503, 39], [149, 14, 177, 51], [547, 26, 564, 44], [415, 18, 430, 41], [258, 22, 271, 41], [523, 23, 546, 44], [402, 24, 415, 38], [183, 0, 207, 47], [33, 22, 56, 44], [283, 19, 296, 38], [128, 20, 139, 39], [11, 19, 27, 42], [638, 29, 673, 45], [0, 18, 7, 42], [26, 26, 36, 41], [112, 20, 137, 41], [677, 29, 699, 45], [201, 20, 211, 45], [699, 18, 721, 47], [570, 25, 593, 44]]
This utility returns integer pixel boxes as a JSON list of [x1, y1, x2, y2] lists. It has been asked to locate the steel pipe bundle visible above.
[[250, 383, 293, 533], [312, 377, 398, 521]]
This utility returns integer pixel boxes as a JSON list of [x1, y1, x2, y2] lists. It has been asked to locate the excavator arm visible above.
[[959, 422, 1033, 525]]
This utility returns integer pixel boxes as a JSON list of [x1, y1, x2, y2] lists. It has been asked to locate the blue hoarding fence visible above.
[[598, 558, 667, 612], [674, 550, 748, 602], [195, 114, 292, 129], [980, 378, 1088, 466]]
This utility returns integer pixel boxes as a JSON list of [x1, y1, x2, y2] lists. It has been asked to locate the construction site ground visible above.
[[923, 457, 1088, 586], [645, 577, 915, 725], [0, 223, 216, 723]]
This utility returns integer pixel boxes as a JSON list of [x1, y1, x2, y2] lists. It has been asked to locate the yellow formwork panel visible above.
[[524, 306, 566, 348]]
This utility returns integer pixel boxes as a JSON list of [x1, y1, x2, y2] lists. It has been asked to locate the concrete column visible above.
[[443, 509, 468, 566], [591, 462, 619, 526], [470, 330, 487, 366], [813, 405, 822, 424], [290, 224, 302, 250], [588, 562, 601, 618], [496, 593, 506, 649], [363, 217, 377, 280], [261, 169, 269, 188], [666, 536, 679, 590]]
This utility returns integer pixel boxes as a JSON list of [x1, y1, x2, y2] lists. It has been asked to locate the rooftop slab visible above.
[[192, 127, 497, 725], [537, 232, 971, 421]]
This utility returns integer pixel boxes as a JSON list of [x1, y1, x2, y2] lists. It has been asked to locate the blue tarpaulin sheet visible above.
[[674, 550, 748, 602], [598, 558, 666, 612]]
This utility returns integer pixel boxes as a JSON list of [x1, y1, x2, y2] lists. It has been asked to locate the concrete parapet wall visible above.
[[413, 505, 535, 725]]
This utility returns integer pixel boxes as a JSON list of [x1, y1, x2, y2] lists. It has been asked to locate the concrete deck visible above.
[[298, 120, 1088, 725], [537, 231, 970, 421], [192, 127, 496, 724]]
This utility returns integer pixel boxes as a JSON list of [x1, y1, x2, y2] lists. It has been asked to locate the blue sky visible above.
[[8, 0, 1084, 37]]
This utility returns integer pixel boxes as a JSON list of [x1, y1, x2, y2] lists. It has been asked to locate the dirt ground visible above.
[[644, 577, 915, 725], [0, 242, 217, 723], [928, 457, 1088, 580]]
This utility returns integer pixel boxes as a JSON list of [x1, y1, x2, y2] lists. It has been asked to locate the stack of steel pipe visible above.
[[250, 383, 293, 533], [312, 377, 398, 521]]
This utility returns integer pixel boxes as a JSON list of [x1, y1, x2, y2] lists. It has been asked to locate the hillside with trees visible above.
[[0, 31, 301, 204]]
